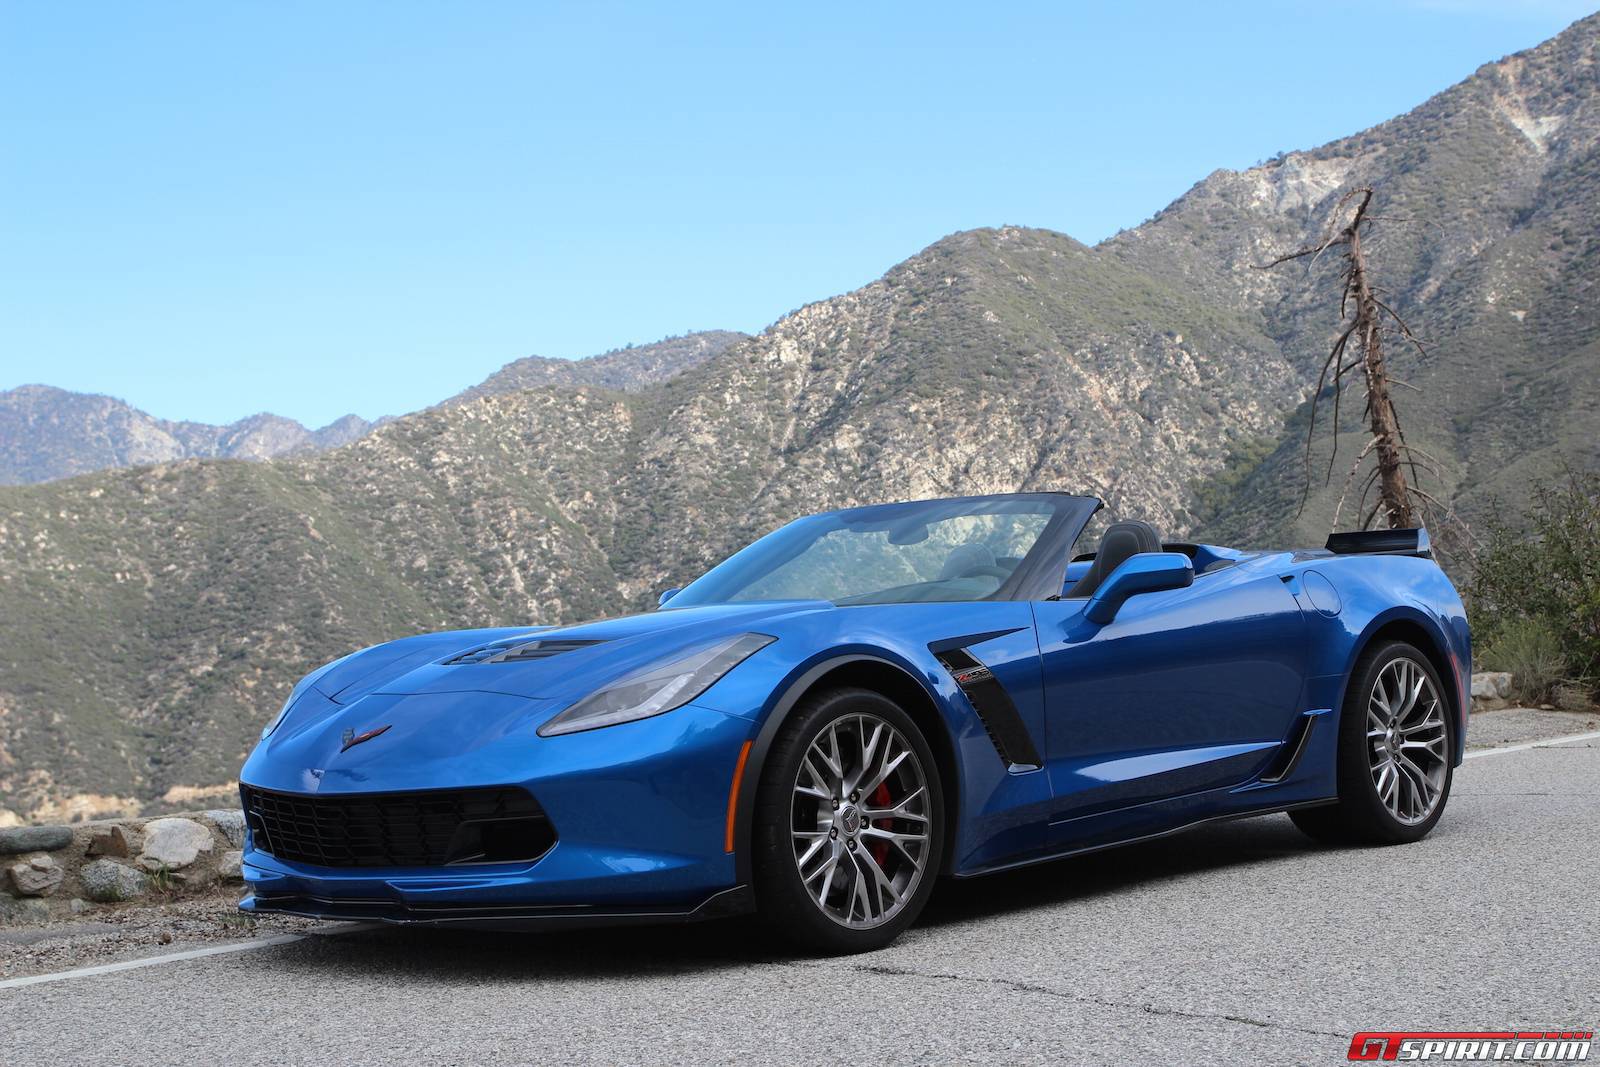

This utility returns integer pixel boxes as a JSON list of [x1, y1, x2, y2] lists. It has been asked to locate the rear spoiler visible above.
[[1325, 527, 1432, 559]]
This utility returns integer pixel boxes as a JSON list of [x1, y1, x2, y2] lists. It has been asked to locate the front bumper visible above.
[[237, 700, 756, 922]]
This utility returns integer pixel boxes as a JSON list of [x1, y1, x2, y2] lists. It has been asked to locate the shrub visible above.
[[1468, 470, 1600, 699], [1479, 616, 1567, 705]]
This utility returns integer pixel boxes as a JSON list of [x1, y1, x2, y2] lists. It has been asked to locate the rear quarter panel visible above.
[[1286, 553, 1470, 765]]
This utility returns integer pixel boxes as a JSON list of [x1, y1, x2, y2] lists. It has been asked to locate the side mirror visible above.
[[657, 587, 682, 608], [1084, 552, 1193, 625]]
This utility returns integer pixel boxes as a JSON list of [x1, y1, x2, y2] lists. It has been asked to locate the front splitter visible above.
[[239, 883, 755, 932]]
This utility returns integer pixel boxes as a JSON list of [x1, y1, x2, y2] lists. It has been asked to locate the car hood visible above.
[[309, 600, 829, 707]]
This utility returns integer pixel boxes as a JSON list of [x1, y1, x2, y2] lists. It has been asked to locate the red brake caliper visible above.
[[869, 781, 891, 868]]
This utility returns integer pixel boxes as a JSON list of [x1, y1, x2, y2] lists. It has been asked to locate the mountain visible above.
[[0, 386, 384, 487], [446, 330, 749, 404], [1111, 17, 1600, 545], [0, 331, 746, 488], [2, 14, 1598, 822]]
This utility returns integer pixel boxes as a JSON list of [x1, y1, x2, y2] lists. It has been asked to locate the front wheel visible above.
[[751, 687, 944, 955], [1291, 640, 1454, 845]]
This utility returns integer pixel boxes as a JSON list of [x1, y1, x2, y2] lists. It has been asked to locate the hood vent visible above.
[[442, 637, 602, 666]]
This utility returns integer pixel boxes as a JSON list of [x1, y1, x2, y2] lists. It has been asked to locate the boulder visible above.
[[204, 809, 247, 849], [0, 895, 51, 925], [1471, 672, 1513, 701], [79, 859, 149, 903], [218, 850, 244, 880], [8, 854, 65, 897], [0, 825, 73, 854], [138, 818, 214, 872], [86, 824, 135, 858]]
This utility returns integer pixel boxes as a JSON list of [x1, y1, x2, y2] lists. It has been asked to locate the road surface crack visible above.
[[840, 961, 1348, 1040]]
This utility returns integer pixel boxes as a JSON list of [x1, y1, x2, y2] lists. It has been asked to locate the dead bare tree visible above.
[[1256, 187, 1439, 531]]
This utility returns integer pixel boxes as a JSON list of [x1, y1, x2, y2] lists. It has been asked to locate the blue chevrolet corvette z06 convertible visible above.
[[239, 492, 1469, 954]]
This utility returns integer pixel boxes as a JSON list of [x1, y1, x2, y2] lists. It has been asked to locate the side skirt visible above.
[[950, 798, 1337, 880]]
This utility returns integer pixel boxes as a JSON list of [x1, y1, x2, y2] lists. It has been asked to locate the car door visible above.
[[1031, 561, 1309, 838]]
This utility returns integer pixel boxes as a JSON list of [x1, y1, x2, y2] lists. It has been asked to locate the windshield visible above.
[[668, 494, 1098, 607]]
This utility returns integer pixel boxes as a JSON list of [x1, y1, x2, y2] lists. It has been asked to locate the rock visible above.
[[1471, 672, 1513, 701], [8, 854, 65, 897], [171, 863, 216, 890], [204, 809, 247, 849], [218, 850, 243, 880], [138, 818, 214, 871], [0, 895, 51, 925], [79, 859, 149, 903], [69, 897, 91, 915], [86, 824, 135, 858], [0, 825, 73, 854]]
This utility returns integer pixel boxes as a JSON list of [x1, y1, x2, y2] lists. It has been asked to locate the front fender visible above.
[[696, 601, 1050, 884]]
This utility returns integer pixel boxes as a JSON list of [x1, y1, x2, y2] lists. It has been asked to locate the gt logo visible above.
[[339, 724, 392, 753], [1348, 1031, 1593, 1061]]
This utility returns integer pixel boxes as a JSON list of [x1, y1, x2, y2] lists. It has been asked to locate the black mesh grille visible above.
[[441, 638, 601, 665], [240, 785, 555, 868]]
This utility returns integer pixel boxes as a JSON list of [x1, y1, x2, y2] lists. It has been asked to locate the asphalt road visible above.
[[3, 725, 1596, 1066]]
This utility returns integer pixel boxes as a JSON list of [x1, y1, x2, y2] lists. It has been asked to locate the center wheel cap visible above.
[[840, 805, 861, 836]]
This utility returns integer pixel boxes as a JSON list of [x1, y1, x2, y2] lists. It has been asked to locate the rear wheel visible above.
[[1291, 640, 1454, 845], [752, 687, 944, 954]]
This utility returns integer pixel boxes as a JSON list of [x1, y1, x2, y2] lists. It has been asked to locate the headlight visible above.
[[537, 633, 775, 737]]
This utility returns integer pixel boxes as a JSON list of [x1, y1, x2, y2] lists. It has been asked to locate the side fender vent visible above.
[[933, 647, 1043, 771], [1259, 710, 1320, 784]]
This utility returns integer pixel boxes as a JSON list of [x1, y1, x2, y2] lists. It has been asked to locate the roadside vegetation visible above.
[[1469, 470, 1600, 707]]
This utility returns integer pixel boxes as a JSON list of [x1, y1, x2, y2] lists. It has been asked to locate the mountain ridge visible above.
[[0, 330, 749, 487]]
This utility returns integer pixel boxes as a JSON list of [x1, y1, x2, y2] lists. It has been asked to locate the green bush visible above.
[[1468, 470, 1600, 699], [1479, 616, 1568, 705]]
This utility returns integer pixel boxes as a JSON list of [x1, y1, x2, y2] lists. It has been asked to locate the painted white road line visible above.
[[0, 934, 304, 991], [1465, 729, 1600, 761]]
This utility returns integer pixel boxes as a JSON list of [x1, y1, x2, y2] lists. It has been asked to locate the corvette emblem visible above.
[[339, 724, 392, 753]]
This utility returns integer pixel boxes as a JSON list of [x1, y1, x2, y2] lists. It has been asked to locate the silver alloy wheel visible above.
[[789, 713, 932, 929], [1366, 656, 1448, 825]]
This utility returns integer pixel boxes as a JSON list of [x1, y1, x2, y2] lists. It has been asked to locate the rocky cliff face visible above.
[[2, 14, 1598, 821]]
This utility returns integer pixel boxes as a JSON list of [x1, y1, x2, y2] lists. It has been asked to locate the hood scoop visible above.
[[441, 637, 603, 665]]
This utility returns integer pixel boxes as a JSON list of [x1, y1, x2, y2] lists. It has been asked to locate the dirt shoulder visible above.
[[1465, 705, 1599, 750], [0, 888, 329, 981]]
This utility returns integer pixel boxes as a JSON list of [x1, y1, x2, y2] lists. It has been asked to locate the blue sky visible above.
[[3, 1, 1595, 428]]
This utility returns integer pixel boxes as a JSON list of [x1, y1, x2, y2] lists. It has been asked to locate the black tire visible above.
[[752, 687, 945, 955], [1291, 640, 1455, 846]]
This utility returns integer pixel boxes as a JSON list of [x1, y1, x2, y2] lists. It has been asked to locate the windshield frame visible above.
[[667, 493, 1102, 607]]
